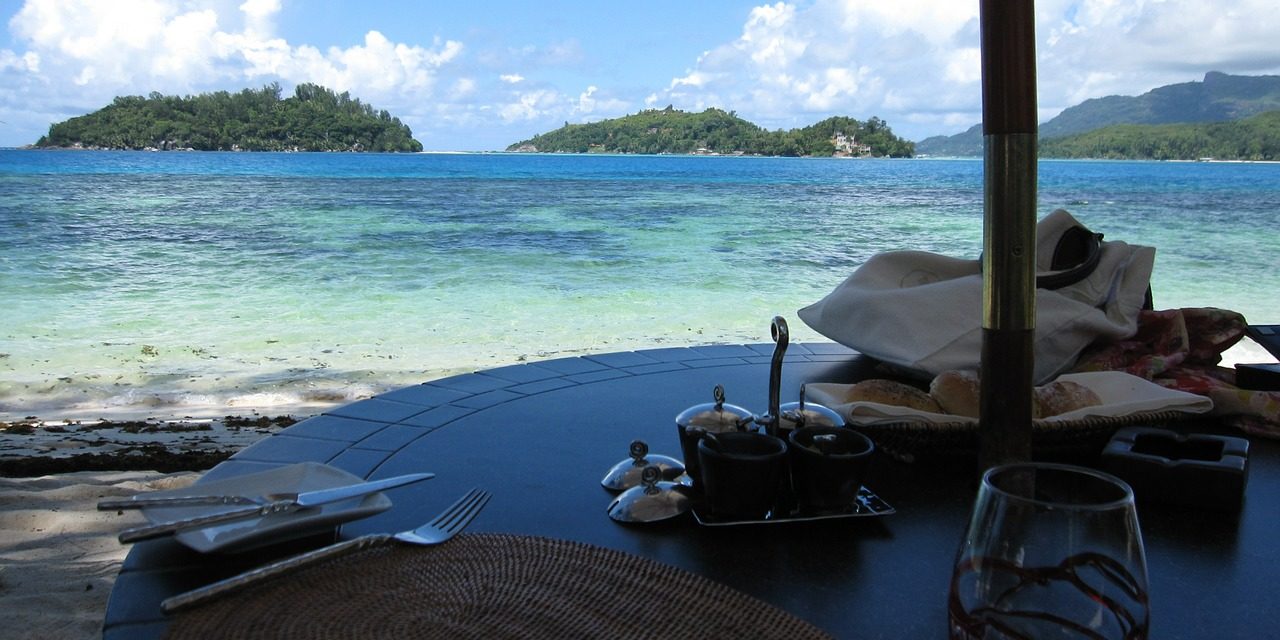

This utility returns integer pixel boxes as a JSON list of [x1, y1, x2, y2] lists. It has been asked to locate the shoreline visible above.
[[0, 414, 302, 477]]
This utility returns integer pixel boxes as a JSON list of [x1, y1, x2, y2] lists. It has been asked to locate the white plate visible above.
[[141, 462, 392, 553]]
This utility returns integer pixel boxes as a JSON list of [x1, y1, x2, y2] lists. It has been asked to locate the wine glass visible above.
[[949, 462, 1149, 639]]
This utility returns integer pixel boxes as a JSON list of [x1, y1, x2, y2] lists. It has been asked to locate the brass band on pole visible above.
[[980, 132, 1036, 469], [978, 0, 1037, 471], [982, 134, 1038, 332]]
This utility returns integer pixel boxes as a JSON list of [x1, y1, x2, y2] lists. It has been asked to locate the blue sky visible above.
[[3, 0, 1279, 150]]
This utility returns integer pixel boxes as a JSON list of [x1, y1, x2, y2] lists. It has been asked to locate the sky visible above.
[[2, 0, 1279, 151]]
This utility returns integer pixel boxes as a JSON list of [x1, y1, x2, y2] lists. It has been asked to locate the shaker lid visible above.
[[779, 384, 845, 430], [675, 385, 754, 432], [779, 403, 845, 430], [607, 465, 694, 523], [601, 440, 686, 491]]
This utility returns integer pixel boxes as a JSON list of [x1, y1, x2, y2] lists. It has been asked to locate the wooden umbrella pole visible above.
[[978, 0, 1037, 471]]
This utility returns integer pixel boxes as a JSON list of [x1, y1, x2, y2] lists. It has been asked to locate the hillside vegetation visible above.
[[36, 83, 422, 152], [917, 71, 1280, 157], [507, 107, 914, 157], [1040, 110, 1280, 161], [1040, 71, 1280, 139]]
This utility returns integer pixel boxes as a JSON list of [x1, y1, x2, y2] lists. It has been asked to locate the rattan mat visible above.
[[165, 533, 833, 639]]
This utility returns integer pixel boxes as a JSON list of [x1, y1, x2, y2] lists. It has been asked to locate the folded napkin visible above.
[[807, 371, 1213, 428], [798, 209, 1156, 385], [1073, 307, 1280, 438]]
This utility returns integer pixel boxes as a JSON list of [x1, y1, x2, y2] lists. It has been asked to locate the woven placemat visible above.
[[164, 533, 833, 640]]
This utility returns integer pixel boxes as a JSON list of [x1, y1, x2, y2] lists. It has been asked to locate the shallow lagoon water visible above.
[[1, 151, 1277, 420]]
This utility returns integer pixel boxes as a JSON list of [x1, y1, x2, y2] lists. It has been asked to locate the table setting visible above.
[[102, 457, 836, 639], [100, 311, 1278, 639], [104, 451, 834, 638]]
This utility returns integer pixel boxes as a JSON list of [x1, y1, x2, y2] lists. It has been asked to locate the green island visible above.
[[35, 83, 423, 152], [506, 106, 915, 157], [1040, 110, 1280, 161]]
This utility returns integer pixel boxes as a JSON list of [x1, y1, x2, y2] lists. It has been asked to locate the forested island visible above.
[[1040, 110, 1279, 161], [35, 83, 423, 152], [507, 107, 914, 157]]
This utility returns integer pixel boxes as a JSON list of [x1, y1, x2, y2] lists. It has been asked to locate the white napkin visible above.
[[807, 371, 1214, 427]]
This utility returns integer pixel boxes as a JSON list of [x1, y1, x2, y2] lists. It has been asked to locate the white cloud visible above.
[[652, 0, 982, 136], [451, 77, 477, 98], [3, 0, 1279, 149], [574, 85, 628, 116], [239, 0, 280, 36], [498, 88, 561, 122], [649, 0, 1280, 141], [0, 50, 39, 72]]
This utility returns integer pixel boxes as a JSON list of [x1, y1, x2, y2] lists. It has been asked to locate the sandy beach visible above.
[[0, 470, 198, 640], [0, 414, 299, 640]]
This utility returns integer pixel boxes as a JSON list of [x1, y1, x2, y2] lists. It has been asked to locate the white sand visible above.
[[0, 470, 198, 640]]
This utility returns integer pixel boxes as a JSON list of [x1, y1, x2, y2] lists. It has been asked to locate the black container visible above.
[[1236, 363, 1280, 391], [1101, 426, 1249, 511], [788, 427, 874, 513], [675, 387, 754, 492], [697, 431, 788, 519]]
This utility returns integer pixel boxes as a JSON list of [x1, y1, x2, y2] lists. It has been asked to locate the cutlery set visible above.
[[102, 463, 489, 613], [108, 472, 435, 543], [161, 488, 492, 612]]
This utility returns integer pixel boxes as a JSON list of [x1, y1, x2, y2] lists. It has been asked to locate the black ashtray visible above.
[[1101, 427, 1249, 511], [1236, 363, 1280, 391]]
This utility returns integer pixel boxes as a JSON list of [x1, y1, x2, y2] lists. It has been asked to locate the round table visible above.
[[104, 343, 1280, 639]]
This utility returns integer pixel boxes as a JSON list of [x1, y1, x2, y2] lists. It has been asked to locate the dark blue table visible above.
[[104, 344, 1280, 639]]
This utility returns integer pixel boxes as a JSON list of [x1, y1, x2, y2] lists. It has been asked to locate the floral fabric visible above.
[[1072, 308, 1280, 438]]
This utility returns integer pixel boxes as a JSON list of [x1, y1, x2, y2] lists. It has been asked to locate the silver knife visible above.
[[116, 472, 434, 544], [99, 495, 261, 510]]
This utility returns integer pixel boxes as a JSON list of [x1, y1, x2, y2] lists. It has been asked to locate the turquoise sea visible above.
[[1, 150, 1278, 420]]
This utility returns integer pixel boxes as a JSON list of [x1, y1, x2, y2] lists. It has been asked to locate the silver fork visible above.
[[161, 488, 491, 613]]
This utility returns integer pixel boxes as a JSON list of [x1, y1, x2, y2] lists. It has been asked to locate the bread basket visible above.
[[806, 372, 1214, 462]]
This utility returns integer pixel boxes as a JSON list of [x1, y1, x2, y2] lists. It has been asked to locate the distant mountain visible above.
[[916, 124, 983, 158], [916, 71, 1280, 157], [1040, 110, 1279, 161], [507, 107, 915, 157], [35, 83, 423, 152]]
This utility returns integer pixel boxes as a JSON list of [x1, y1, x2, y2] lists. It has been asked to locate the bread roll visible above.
[[930, 370, 981, 418], [842, 379, 942, 413], [924, 371, 1102, 419], [1034, 380, 1102, 418]]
